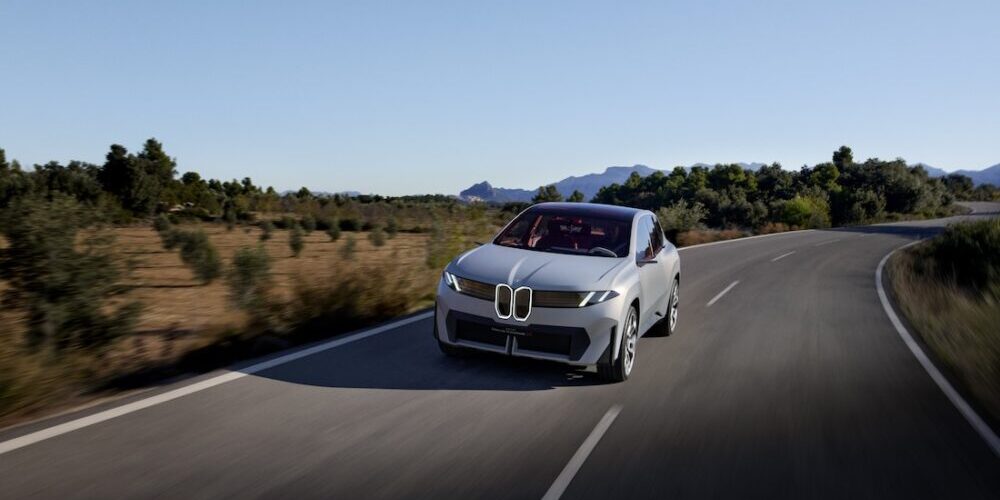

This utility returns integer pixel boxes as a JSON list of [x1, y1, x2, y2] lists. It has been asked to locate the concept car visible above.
[[434, 202, 681, 382]]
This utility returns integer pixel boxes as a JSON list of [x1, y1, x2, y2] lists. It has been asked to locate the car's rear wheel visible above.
[[598, 304, 638, 382]]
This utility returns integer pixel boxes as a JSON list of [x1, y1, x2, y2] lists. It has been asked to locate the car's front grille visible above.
[[516, 333, 572, 356], [446, 311, 592, 361], [455, 319, 508, 347]]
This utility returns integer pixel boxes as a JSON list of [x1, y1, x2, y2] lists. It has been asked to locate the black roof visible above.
[[524, 202, 643, 222]]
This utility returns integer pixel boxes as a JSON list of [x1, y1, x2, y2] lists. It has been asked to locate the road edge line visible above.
[[876, 241, 1000, 457], [0, 311, 434, 456], [542, 404, 623, 500]]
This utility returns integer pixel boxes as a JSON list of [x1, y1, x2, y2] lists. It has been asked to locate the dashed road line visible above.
[[706, 281, 739, 307], [771, 251, 796, 262], [542, 405, 623, 500]]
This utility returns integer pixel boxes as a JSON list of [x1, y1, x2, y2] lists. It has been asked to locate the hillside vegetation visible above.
[[0, 140, 989, 424], [888, 219, 1000, 425]]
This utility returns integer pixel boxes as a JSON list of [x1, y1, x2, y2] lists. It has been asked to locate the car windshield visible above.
[[494, 212, 632, 257]]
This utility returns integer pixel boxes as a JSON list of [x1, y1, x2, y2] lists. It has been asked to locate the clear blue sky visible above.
[[2, 0, 997, 195]]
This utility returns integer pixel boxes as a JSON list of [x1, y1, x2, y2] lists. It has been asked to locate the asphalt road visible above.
[[2, 203, 999, 499]]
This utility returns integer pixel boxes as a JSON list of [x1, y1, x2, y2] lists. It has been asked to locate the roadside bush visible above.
[[300, 214, 316, 234], [756, 222, 791, 234], [369, 226, 386, 247], [227, 246, 272, 313], [175, 230, 222, 284], [290, 224, 305, 257], [152, 214, 172, 234], [287, 266, 410, 334], [0, 195, 141, 351], [782, 195, 830, 229], [913, 219, 1000, 295], [326, 223, 341, 242], [656, 200, 707, 242], [340, 236, 356, 260], [339, 218, 361, 231], [676, 228, 748, 247], [259, 220, 274, 241], [277, 215, 297, 229], [386, 217, 399, 238], [315, 215, 333, 231], [889, 219, 1000, 425], [224, 209, 237, 231]]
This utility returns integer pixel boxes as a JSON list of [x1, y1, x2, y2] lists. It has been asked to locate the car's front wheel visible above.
[[598, 304, 638, 382], [649, 278, 679, 337]]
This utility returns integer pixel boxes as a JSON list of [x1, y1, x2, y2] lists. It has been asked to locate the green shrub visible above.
[[369, 226, 386, 247], [315, 215, 333, 231], [224, 209, 237, 231], [782, 195, 830, 229], [290, 224, 305, 257], [656, 201, 707, 241], [153, 214, 172, 233], [287, 266, 410, 333], [176, 230, 222, 284], [0, 195, 141, 351], [915, 219, 1000, 295], [339, 218, 361, 231], [227, 246, 272, 312], [300, 214, 316, 234], [340, 236, 356, 260], [326, 224, 341, 242], [386, 217, 399, 238], [259, 220, 275, 241]]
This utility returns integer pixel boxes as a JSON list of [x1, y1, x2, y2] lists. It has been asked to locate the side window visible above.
[[650, 217, 665, 254], [635, 217, 653, 261]]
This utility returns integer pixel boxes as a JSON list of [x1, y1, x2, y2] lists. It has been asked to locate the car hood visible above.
[[450, 244, 627, 291]]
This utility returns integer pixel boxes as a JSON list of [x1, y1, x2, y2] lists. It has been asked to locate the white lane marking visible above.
[[542, 405, 623, 500], [677, 229, 815, 252], [876, 242, 1000, 457], [0, 311, 434, 456], [814, 239, 841, 246], [771, 251, 796, 262], [706, 281, 739, 307]]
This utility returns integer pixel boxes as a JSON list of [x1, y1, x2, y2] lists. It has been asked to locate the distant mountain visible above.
[[459, 163, 766, 203], [911, 163, 950, 177], [458, 181, 534, 203], [914, 162, 1000, 186], [954, 164, 1000, 186]]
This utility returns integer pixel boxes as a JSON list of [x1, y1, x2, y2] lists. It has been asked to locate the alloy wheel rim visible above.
[[669, 285, 679, 331], [623, 308, 637, 375]]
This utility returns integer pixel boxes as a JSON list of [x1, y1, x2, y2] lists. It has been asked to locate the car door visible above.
[[635, 215, 670, 332]]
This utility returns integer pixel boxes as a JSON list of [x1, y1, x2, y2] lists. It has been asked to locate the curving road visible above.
[[1, 204, 999, 499]]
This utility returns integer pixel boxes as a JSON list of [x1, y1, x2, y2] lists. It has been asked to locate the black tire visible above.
[[648, 278, 679, 337], [597, 304, 638, 383]]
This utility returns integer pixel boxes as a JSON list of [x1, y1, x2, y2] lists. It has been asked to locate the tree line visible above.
[[531, 146, 998, 238]]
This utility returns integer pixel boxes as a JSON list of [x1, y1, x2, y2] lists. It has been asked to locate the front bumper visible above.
[[434, 282, 623, 365]]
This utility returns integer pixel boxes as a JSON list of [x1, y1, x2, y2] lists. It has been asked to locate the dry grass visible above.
[[117, 224, 436, 333], [676, 228, 750, 247], [888, 247, 1000, 426], [0, 222, 469, 426]]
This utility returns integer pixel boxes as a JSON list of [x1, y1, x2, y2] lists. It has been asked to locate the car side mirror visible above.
[[637, 256, 658, 266]]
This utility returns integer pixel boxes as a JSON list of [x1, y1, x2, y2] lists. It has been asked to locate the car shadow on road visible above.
[[244, 325, 604, 391]]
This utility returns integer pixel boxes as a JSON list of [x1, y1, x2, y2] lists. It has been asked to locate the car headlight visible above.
[[576, 290, 619, 307], [442, 271, 461, 292]]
